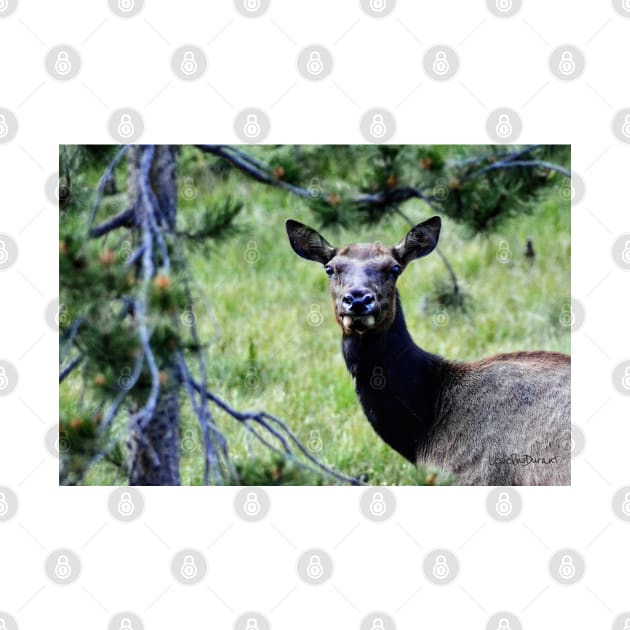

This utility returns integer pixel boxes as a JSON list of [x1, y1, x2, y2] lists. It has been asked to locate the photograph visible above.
[[59, 144, 571, 486]]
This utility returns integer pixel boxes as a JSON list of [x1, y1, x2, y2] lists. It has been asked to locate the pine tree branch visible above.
[[196, 145, 312, 199], [460, 157, 570, 183], [185, 376, 363, 486], [89, 207, 135, 237], [59, 354, 85, 383], [88, 145, 130, 234], [196, 145, 439, 211], [176, 353, 235, 485], [355, 185, 435, 208]]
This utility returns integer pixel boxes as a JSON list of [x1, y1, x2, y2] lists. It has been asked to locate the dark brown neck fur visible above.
[[342, 293, 449, 462]]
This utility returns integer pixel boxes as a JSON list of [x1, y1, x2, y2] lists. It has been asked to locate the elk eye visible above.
[[325, 265, 334, 276], [390, 264, 402, 277]]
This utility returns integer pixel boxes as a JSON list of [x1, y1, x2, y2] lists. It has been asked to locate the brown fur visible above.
[[459, 351, 571, 371]]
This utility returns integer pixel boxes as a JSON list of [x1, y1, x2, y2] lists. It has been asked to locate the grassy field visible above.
[[67, 147, 570, 485]]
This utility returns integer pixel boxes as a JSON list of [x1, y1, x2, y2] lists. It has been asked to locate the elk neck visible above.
[[341, 291, 449, 462]]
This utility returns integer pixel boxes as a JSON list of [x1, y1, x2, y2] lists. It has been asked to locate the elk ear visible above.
[[393, 216, 441, 265], [285, 219, 336, 264]]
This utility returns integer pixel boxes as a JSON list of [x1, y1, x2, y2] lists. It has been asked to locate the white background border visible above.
[[1, 1, 629, 628]]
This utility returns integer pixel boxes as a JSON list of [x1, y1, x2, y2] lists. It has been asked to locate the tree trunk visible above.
[[126, 145, 181, 486]]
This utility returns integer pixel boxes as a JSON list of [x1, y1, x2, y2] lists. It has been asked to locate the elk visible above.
[[286, 216, 570, 486]]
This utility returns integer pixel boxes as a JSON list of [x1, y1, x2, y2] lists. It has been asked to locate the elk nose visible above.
[[343, 290, 375, 313]]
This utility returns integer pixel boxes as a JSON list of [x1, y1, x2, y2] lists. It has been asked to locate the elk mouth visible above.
[[340, 313, 377, 334]]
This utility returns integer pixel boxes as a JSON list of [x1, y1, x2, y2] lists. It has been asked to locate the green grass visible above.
[[70, 150, 570, 486]]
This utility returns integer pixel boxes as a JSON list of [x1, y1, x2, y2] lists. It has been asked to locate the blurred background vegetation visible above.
[[59, 144, 570, 486]]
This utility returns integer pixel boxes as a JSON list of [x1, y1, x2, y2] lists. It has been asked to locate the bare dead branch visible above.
[[89, 207, 135, 237], [187, 377, 363, 485], [59, 354, 85, 383], [88, 145, 130, 233]]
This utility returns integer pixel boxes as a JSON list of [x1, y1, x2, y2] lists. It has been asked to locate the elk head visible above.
[[286, 216, 441, 335]]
